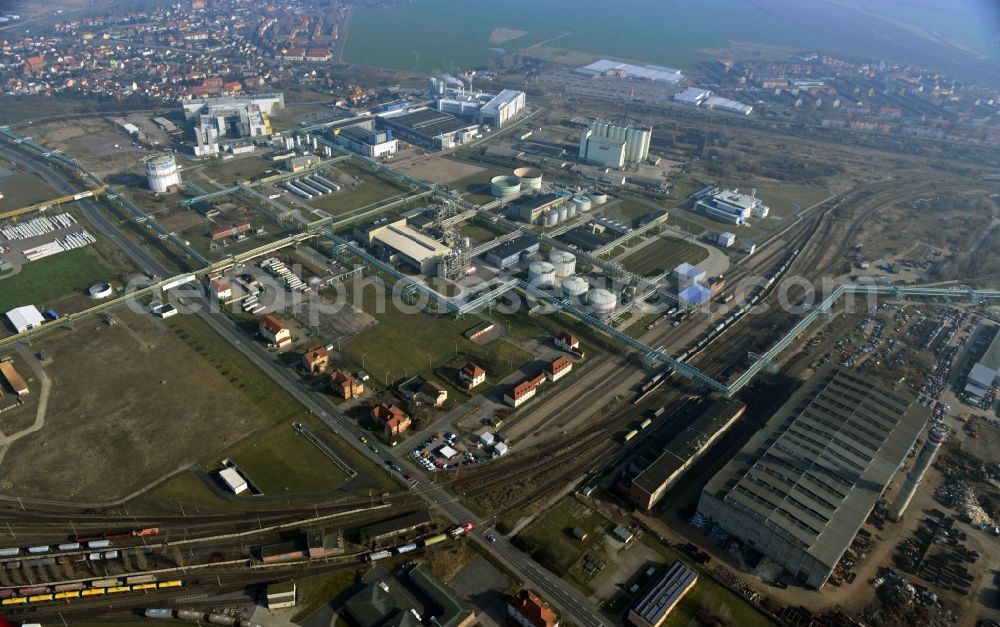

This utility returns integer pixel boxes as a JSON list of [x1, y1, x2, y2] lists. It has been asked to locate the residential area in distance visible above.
[[0, 0, 999, 626]]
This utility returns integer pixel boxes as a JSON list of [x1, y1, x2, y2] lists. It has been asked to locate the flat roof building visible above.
[[578, 119, 650, 169], [485, 235, 539, 268], [627, 562, 698, 627], [218, 467, 248, 494], [266, 582, 297, 609], [514, 193, 563, 224], [578, 59, 685, 84], [377, 107, 480, 150], [697, 366, 930, 589], [336, 123, 398, 159], [629, 399, 746, 510], [695, 188, 769, 225], [367, 218, 452, 274], [0, 360, 29, 397], [345, 564, 475, 627]]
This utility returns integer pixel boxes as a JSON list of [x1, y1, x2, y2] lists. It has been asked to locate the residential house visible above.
[[207, 277, 232, 301], [544, 356, 573, 382], [373, 403, 411, 438], [508, 589, 559, 627], [302, 346, 330, 374], [504, 373, 545, 408], [418, 381, 448, 407], [259, 314, 292, 347], [459, 362, 486, 390], [554, 332, 579, 352], [331, 369, 364, 399]]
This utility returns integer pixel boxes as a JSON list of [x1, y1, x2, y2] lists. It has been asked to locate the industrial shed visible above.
[[696, 366, 930, 589], [5, 305, 45, 334]]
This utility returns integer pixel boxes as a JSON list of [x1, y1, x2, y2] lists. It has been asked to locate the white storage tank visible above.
[[572, 195, 592, 213], [561, 275, 589, 299], [586, 288, 617, 314], [557, 204, 569, 222], [549, 250, 577, 277], [528, 261, 556, 288], [545, 209, 559, 226], [145, 154, 181, 193], [588, 192, 607, 206], [514, 166, 543, 189], [491, 175, 521, 198]]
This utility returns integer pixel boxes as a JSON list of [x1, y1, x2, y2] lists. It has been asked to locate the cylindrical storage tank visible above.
[[572, 195, 592, 213], [567, 203, 577, 219], [461, 236, 471, 249], [589, 192, 607, 205], [514, 166, 543, 189], [87, 282, 113, 299], [549, 250, 576, 277], [561, 275, 589, 300], [145, 154, 181, 193], [545, 209, 559, 226], [586, 288, 617, 314], [557, 204, 569, 222], [528, 261, 556, 288], [490, 175, 521, 198]]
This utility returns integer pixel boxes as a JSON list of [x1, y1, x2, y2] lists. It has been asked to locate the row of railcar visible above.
[[0, 579, 181, 606], [363, 524, 474, 561], [146, 607, 261, 626], [0, 528, 160, 560]]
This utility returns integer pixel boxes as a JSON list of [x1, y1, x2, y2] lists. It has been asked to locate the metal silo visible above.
[[572, 196, 591, 213], [588, 192, 607, 205], [145, 154, 181, 193], [528, 261, 556, 288], [549, 250, 577, 277], [545, 209, 559, 226], [557, 204, 569, 222], [561, 275, 589, 300], [586, 288, 617, 314]]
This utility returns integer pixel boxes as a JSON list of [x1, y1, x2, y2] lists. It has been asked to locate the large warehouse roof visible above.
[[701, 366, 929, 575], [373, 222, 451, 263], [5, 305, 45, 333], [579, 59, 686, 84]]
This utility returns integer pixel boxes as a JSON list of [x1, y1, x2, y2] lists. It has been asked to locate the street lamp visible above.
[[362, 352, 367, 369]]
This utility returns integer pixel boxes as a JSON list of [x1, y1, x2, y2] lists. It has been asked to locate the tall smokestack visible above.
[[889, 425, 948, 521]]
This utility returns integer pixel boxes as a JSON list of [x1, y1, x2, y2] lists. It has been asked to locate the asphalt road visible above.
[[1, 145, 610, 627]]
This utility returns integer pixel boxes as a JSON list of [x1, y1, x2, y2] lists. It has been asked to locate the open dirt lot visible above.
[[26, 117, 156, 179], [0, 311, 273, 502]]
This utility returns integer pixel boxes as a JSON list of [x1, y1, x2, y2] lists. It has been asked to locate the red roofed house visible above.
[[222, 80, 243, 95], [459, 362, 486, 390], [330, 369, 364, 399], [504, 373, 545, 408], [508, 589, 559, 627], [372, 403, 411, 438], [544, 356, 573, 382], [302, 346, 329, 374], [259, 314, 292, 347], [554, 332, 579, 352], [23, 56, 45, 77], [305, 48, 332, 62], [207, 277, 232, 301]]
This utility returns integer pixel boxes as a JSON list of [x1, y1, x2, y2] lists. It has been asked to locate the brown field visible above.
[[26, 117, 154, 179], [399, 157, 488, 186], [0, 311, 272, 502], [489, 27, 528, 44]]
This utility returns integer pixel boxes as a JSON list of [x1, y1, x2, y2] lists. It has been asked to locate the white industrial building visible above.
[[578, 119, 651, 169], [183, 94, 283, 157], [435, 88, 526, 129], [673, 263, 705, 288], [366, 218, 452, 275], [674, 87, 712, 106], [695, 188, 769, 225], [334, 123, 397, 158], [578, 59, 685, 84], [5, 305, 45, 333], [717, 232, 736, 248], [218, 467, 248, 494], [704, 96, 753, 115]]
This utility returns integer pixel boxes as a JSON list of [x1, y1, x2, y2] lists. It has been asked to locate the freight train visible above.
[[0, 579, 181, 606], [363, 523, 474, 561], [145, 607, 261, 626]]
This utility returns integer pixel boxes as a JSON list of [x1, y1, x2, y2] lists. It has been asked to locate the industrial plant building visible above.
[[183, 93, 283, 156], [333, 122, 398, 159], [696, 366, 930, 589], [577, 59, 685, 84], [345, 564, 475, 627], [963, 330, 1000, 399], [436, 87, 526, 128], [514, 193, 563, 224], [578, 120, 651, 169], [485, 235, 539, 268], [629, 399, 745, 511], [694, 188, 769, 225], [673, 88, 753, 115], [365, 218, 452, 274], [377, 107, 480, 150], [627, 562, 698, 627]]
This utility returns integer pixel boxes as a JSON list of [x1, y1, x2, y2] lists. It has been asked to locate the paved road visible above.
[[1, 145, 610, 627]]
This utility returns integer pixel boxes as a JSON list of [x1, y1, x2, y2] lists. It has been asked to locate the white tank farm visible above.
[[549, 250, 576, 277], [561, 275, 589, 299], [588, 192, 608, 206], [514, 167, 543, 189], [586, 288, 617, 314], [572, 196, 591, 213], [545, 209, 559, 226], [145, 154, 181, 193], [528, 261, 556, 288]]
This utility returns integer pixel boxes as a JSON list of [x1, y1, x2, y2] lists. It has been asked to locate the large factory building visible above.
[[183, 93, 283, 156], [696, 366, 930, 589], [365, 218, 452, 274], [334, 123, 398, 159], [694, 188, 769, 225], [578, 119, 651, 169], [377, 107, 480, 150]]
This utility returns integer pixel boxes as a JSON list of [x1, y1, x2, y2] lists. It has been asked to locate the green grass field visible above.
[[227, 421, 351, 494], [619, 236, 709, 276], [196, 155, 279, 184], [0, 248, 110, 311], [307, 167, 412, 215], [755, 183, 832, 219], [342, 282, 532, 386], [0, 172, 62, 207]]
